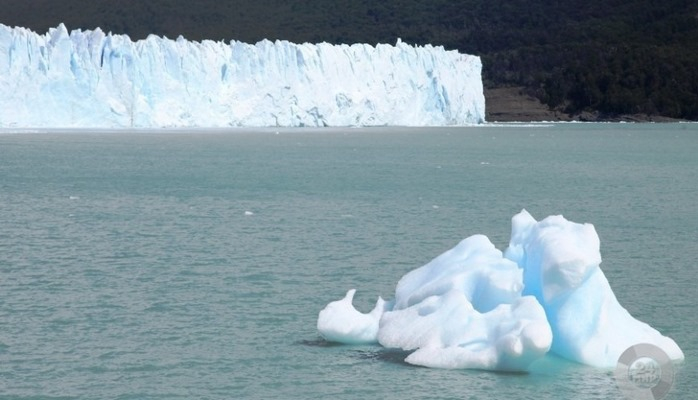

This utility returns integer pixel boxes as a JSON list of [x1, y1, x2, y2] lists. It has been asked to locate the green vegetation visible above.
[[2, 0, 697, 119]]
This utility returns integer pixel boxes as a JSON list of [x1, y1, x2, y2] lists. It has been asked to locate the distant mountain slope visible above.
[[2, 0, 696, 120]]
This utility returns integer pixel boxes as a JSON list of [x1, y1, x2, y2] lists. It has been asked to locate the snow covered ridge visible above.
[[317, 210, 684, 371], [0, 24, 485, 128]]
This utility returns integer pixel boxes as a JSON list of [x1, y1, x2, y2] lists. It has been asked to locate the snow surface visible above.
[[317, 210, 684, 371], [0, 24, 485, 128]]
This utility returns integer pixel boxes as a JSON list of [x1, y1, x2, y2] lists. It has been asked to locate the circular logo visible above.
[[615, 343, 674, 400]]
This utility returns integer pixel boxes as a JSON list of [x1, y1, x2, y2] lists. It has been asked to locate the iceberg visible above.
[[504, 210, 684, 367], [317, 210, 684, 371], [0, 24, 485, 128]]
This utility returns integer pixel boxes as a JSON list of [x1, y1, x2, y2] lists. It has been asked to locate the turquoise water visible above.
[[1, 123, 696, 399]]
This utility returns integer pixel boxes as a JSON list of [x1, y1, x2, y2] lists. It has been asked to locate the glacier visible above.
[[0, 24, 485, 128], [317, 210, 684, 371]]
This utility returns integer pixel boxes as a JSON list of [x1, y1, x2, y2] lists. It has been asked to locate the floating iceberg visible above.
[[317, 210, 684, 371], [0, 24, 485, 128], [505, 210, 684, 367]]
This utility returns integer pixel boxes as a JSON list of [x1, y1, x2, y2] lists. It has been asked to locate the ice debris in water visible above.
[[317, 210, 684, 371]]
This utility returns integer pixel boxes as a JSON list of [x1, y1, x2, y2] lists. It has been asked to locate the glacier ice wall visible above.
[[0, 24, 485, 128]]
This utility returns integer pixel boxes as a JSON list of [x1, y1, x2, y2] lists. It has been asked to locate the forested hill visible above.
[[2, 0, 697, 120]]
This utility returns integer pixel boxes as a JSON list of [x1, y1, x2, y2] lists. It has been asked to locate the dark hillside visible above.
[[2, 0, 697, 120]]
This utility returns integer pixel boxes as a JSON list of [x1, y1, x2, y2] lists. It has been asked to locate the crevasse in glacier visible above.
[[0, 24, 485, 128]]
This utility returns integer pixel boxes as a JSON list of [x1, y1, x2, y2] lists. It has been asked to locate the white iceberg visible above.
[[0, 24, 485, 128], [377, 235, 552, 370], [317, 210, 684, 371], [316, 289, 391, 345]]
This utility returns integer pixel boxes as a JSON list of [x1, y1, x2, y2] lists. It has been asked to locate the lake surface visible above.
[[1, 123, 696, 399]]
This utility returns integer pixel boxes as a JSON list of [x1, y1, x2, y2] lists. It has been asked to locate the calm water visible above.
[[1, 123, 696, 399]]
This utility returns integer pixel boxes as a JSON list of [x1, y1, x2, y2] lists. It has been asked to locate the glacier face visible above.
[[0, 24, 485, 128]]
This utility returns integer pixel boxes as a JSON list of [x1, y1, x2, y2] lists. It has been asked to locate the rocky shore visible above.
[[484, 87, 687, 123]]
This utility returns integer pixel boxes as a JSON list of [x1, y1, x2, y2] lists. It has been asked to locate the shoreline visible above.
[[484, 86, 688, 123]]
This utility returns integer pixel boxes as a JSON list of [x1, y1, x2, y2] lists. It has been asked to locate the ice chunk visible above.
[[317, 210, 684, 371], [399, 296, 552, 370], [505, 209, 684, 367], [378, 235, 551, 370], [0, 24, 485, 128], [317, 289, 391, 344], [319, 235, 552, 371]]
